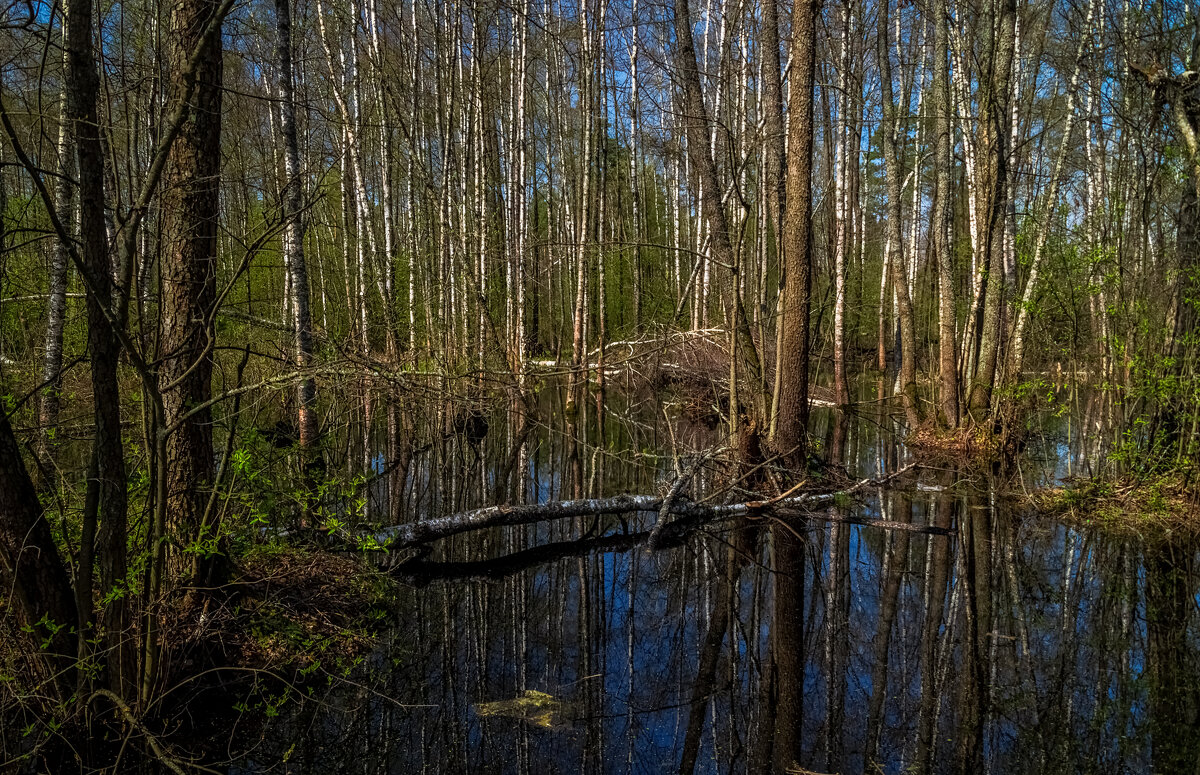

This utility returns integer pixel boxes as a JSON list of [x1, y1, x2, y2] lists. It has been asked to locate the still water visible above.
[[237, 383, 1199, 774]]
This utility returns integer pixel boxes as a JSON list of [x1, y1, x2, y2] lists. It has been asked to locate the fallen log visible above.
[[391, 497, 951, 583], [366, 463, 920, 551]]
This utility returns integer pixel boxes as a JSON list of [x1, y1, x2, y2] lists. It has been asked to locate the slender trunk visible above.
[[832, 0, 853, 407], [762, 0, 785, 422], [967, 0, 1017, 417], [673, 0, 764, 409], [1008, 0, 1091, 381], [568, 0, 593, 413], [275, 0, 318, 452], [596, 0, 609, 395], [40, 37, 74, 463], [878, 0, 921, 428], [769, 0, 818, 464], [68, 0, 130, 696], [932, 0, 960, 427], [865, 491, 911, 758], [915, 487, 954, 771], [628, 0, 643, 334], [511, 0, 529, 385]]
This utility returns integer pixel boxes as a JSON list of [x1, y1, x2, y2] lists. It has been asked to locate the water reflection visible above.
[[239, 384, 1200, 774]]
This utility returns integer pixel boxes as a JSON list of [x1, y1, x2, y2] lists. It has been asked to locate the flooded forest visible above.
[[1, 0, 1199, 770]]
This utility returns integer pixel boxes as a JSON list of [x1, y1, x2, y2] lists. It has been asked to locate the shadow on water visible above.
[[235, 380, 1200, 774]]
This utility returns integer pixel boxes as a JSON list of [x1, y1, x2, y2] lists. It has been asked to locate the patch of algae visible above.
[[476, 690, 565, 729]]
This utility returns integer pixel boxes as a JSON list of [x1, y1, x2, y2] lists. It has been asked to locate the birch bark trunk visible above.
[[40, 32, 73, 463], [1007, 0, 1091, 381], [878, 0, 922, 428], [832, 0, 854, 407], [275, 0, 318, 452]]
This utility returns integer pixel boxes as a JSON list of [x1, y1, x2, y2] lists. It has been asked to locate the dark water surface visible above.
[[237, 383, 1200, 774]]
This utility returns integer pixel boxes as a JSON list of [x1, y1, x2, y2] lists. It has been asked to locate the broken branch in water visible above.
[[649, 446, 727, 548], [366, 463, 921, 551]]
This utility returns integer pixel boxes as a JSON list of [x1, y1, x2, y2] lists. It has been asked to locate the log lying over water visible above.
[[369, 463, 923, 551], [396, 530, 663, 582], [394, 501, 952, 582]]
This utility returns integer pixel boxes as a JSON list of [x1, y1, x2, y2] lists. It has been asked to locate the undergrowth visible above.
[[166, 544, 398, 675]]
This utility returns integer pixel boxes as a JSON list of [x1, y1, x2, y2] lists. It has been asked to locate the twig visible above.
[[649, 447, 723, 548], [88, 689, 200, 775]]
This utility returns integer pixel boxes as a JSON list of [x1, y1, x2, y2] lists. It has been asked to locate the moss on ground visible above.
[[1032, 474, 1200, 538]]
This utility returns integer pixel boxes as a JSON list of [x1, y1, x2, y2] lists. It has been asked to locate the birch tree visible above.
[[275, 0, 319, 453], [878, 0, 921, 428]]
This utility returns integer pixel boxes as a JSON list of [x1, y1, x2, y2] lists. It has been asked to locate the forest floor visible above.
[[165, 545, 399, 674]]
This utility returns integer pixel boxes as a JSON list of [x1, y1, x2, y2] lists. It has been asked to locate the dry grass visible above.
[[906, 423, 1004, 459]]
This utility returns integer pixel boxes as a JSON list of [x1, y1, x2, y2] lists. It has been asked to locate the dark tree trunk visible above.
[[671, 0, 764, 405], [0, 409, 77, 696], [770, 525, 806, 773], [1154, 166, 1200, 455], [679, 531, 757, 774], [967, 0, 1018, 417], [772, 0, 818, 464], [67, 0, 130, 697], [159, 0, 224, 583]]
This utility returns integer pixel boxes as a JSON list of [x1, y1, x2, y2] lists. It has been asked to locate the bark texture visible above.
[[371, 464, 918, 549], [932, 0, 960, 427], [772, 0, 818, 463], [275, 0, 318, 450], [878, 0, 922, 428], [967, 0, 1018, 416], [67, 0, 130, 694], [160, 0, 223, 577], [40, 42, 73, 462]]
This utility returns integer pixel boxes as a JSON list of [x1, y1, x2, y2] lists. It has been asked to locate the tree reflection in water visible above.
[[236, 387, 1200, 774]]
